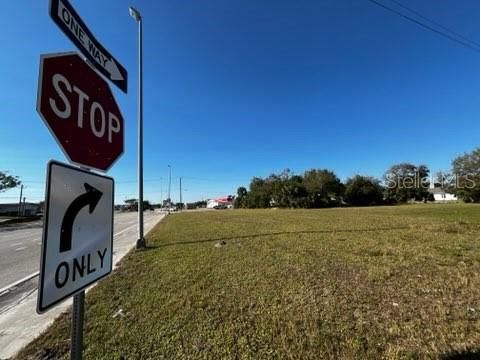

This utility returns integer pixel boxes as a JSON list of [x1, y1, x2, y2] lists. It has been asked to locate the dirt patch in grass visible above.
[[15, 204, 480, 359]]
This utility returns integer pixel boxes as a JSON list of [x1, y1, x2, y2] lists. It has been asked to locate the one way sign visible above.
[[37, 161, 114, 313], [49, 0, 128, 93]]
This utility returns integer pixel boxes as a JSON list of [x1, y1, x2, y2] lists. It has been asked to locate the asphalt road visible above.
[[0, 211, 160, 290]]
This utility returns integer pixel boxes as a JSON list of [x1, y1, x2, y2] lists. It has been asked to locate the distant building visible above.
[[207, 195, 234, 209], [429, 186, 458, 202], [0, 203, 40, 216]]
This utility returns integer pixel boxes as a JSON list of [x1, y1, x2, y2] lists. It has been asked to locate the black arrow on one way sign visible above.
[[60, 183, 103, 253]]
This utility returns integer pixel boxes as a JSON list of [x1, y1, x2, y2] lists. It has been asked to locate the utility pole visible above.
[[160, 180, 163, 206], [179, 177, 182, 211], [168, 165, 172, 204], [22, 197, 26, 216], [17, 184, 23, 217]]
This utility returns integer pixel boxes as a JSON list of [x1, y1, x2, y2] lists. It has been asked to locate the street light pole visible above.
[[168, 165, 172, 204], [129, 6, 145, 249], [179, 177, 182, 211]]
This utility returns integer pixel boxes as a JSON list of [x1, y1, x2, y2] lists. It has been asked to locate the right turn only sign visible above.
[[37, 161, 114, 313]]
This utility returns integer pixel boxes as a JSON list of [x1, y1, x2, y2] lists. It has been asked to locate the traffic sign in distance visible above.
[[49, 0, 128, 93], [37, 52, 124, 172], [37, 161, 114, 313]]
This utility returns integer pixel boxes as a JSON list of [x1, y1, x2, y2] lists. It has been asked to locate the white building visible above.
[[429, 187, 458, 202], [207, 195, 234, 209]]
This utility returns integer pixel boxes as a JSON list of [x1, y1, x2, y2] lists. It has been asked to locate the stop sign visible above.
[[37, 52, 124, 172]]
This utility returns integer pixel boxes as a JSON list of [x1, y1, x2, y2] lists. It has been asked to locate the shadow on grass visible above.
[[151, 226, 411, 249], [440, 349, 480, 359]]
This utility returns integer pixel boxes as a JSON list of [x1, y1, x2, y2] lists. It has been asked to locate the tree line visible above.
[[2, 147, 480, 208], [234, 147, 480, 208]]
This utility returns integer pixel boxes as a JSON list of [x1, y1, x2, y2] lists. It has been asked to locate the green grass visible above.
[[16, 204, 480, 359]]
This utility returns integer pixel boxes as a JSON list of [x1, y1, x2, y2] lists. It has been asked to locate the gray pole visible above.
[[17, 184, 23, 217], [130, 7, 145, 249], [70, 291, 85, 360], [168, 165, 171, 204], [22, 197, 26, 217], [70, 166, 93, 359], [179, 177, 182, 210], [160, 180, 163, 205]]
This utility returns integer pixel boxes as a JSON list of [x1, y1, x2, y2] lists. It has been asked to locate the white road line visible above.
[[14, 247, 27, 252]]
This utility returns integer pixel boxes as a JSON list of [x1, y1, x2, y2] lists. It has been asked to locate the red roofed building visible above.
[[207, 195, 234, 209]]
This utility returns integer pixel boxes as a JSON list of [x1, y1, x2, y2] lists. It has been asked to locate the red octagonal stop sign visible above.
[[37, 52, 124, 172]]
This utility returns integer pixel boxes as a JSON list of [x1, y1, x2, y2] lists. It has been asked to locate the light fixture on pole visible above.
[[129, 6, 145, 249]]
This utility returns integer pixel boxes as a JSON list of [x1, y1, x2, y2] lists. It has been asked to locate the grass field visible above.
[[16, 204, 480, 359]]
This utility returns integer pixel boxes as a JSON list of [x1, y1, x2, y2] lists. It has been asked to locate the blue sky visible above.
[[1, 0, 480, 204]]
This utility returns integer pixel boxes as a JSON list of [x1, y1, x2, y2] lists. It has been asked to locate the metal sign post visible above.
[[71, 164, 91, 360], [71, 291, 85, 360]]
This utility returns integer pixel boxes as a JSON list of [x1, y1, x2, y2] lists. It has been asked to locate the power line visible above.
[[386, 0, 480, 49], [367, 0, 480, 53]]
